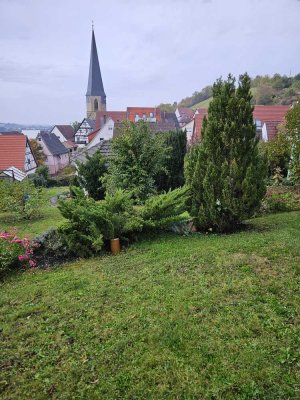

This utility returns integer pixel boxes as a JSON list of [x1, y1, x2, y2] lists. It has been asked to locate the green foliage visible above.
[[260, 127, 291, 176], [29, 165, 49, 187], [0, 234, 20, 275], [168, 73, 300, 111], [58, 189, 143, 257], [141, 187, 189, 229], [187, 73, 267, 232], [157, 102, 177, 112], [105, 121, 169, 202], [58, 186, 189, 257], [0, 179, 43, 220], [178, 85, 213, 108], [29, 139, 46, 166], [285, 103, 300, 183], [261, 188, 300, 214], [156, 130, 187, 192], [76, 150, 107, 200]]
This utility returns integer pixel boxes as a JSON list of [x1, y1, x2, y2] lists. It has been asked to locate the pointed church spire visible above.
[[86, 28, 106, 98]]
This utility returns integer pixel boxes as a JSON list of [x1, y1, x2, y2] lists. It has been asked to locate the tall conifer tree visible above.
[[186, 73, 267, 232]]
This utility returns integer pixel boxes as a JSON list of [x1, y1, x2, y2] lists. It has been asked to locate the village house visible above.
[[74, 118, 96, 146], [0, 132, 37, 181], [175, 107, 194, 127], [37, 132, 70, 175], [49, 125, 77, 154], [191, 105, 291, 144]]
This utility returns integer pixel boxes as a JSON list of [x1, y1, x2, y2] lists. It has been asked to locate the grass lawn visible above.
[[0, 187, 68, 239], [0, 212, 299, 399]]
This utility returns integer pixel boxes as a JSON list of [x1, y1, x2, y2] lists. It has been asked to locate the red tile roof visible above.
[[191, 106, 291, 143], [264, 120, 283, 141], [253, 105, 290, 122], [192, 109, 208, 143], [95, 111, 127, 129], [0, 134, 27, 171], [127, 107, 161, 122], [87, 128, 101, 143]]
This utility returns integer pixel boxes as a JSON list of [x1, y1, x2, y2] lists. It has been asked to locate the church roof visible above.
[[86, 30, 106, 98]]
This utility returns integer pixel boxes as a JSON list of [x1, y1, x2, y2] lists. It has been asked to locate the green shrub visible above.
[[260, 188, 300, 213], [141, 187, 189, 229], [186, 74, 267, 232], [34, 228, 74, 266], [0, 179, 43, 220], [58, 187, 189, 257], [29, 165, 49, 187]]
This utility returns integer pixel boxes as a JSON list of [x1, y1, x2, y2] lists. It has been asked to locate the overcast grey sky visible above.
[[0, 0, 299, 124]]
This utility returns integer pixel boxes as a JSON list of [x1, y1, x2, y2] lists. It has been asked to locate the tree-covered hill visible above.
[[158, 73, 300, 111]]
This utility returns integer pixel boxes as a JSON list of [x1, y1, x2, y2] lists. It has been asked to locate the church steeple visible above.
[[86, 27, 106, 118]]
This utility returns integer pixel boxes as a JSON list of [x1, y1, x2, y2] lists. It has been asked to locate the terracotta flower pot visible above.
[[110, 238, 120, 255]]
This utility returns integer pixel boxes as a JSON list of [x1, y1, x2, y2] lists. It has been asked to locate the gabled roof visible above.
[[86, 29, 106, 98], [0, 133, 28, 171], [87, 128, 101, 143], [0, 166, 26, 181], [0, 131, 23, 136], [85, 118, 96, 129], [39, 132, 69, 155], [54, 125, 75, 141], [253, 105, 290, 122]]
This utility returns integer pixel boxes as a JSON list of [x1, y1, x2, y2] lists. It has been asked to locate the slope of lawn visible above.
[[0, 212, 299, 399], [0, 187, 67, 238]]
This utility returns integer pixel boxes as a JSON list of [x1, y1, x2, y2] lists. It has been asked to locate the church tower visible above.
[[86, 28, 106, 119]]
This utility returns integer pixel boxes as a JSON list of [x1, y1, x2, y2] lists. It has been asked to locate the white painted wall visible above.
[[50, 126, 67, 142], [182, 120, 194, 144], [37, 136, 69, 175], [87, 119, 114, 149], [262, 123, 268, 142]]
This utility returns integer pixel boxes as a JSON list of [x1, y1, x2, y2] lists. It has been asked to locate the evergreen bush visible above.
[[186, 73, 267, 232]]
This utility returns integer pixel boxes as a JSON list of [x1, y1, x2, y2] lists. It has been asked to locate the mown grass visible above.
[[0, 187, 68, 238], [0, 211, 300, 399]]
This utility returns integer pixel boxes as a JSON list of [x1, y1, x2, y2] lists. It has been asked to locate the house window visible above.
[[135, 114, 139, 122], [255, 119, 262, 128], [27, 158, 31, 165], [150, 112, 154, 118], [142, 113, 146, 120], [94, 98, 99, 111]]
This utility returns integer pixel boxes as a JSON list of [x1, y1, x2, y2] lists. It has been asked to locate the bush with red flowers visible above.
[[0, 231, 38, 276]]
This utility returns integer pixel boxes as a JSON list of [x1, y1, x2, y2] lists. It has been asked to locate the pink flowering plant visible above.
[[0, 230, 38, 275]]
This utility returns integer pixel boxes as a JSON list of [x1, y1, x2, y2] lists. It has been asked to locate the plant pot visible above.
[[110, 238, 120, 255]]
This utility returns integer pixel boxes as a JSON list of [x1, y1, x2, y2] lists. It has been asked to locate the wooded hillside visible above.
[[158, 73, 300, 111]]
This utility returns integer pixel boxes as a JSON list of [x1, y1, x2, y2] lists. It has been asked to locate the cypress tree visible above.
[[156, 130, 187, 191], [187, 73, 267, 232]]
